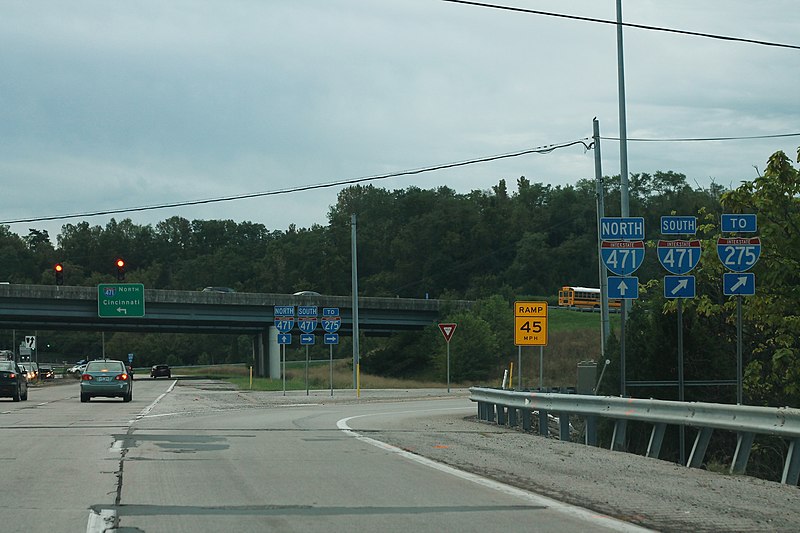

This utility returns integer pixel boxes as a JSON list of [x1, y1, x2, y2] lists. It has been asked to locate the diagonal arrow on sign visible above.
[[729, 276, 748, 292], [670, 278, 689, 296]]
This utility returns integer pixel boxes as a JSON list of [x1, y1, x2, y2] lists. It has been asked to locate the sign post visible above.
[[274, 306, 295, 396], [438, 323, 457, 392], [719, 214, 759, 405], [514, 302, 548, 389], [600, 217, 645, 397], [298, 306, 318, 396], [322, 308, 341, 396], [658, 216, 698, 466]]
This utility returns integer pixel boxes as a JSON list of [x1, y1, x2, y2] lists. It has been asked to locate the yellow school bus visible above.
[[558, 286, 621, 310]]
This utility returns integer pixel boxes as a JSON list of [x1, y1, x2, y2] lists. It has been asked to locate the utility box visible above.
[[577, 360, 597, 394]]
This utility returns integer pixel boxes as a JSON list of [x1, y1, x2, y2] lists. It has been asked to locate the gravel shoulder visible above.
[[364, 403, 800, 532]]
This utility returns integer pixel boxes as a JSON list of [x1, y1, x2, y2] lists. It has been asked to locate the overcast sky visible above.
[[1, 0, 798, 241]]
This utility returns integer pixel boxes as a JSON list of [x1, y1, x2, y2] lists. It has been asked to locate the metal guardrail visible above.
[[470, 387, 800, 485]]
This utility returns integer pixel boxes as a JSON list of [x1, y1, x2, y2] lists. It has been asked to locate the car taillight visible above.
[[115, 373, 129, 381], [7, 373, 15, 379], [81, 374, 93, 381]]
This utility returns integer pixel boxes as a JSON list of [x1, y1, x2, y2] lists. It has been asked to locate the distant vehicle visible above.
[[0, 360, 28, 401], [80, 360, 132, 402], [558, 286, 621, 311], [19, 362, 38, 381], [38, 364, 55, 380], [293, 290, 320, 296], [127, 365, 135, 380], [150, 364, 171, 379], [202, 287, 236, 293], [67, 363, 87, 377], [0, 350, 14, 361]]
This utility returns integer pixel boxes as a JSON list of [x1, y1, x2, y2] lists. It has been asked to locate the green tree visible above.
[[721, 149, 800, 406]]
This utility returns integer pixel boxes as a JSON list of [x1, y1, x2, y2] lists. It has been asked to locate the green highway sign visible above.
[[98, 283, 145, 318]]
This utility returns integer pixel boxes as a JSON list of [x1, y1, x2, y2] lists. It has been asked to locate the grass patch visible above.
[[180, 360, 468, 392]]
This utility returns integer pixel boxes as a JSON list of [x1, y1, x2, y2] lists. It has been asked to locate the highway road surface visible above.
[[4, 378, 800, 532], [0, 378, 647, 532]]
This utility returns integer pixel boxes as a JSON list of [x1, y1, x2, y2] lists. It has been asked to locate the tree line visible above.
[[1, 148, 799, 413]]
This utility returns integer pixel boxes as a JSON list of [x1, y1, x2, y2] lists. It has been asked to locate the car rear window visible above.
[[86, 361, 124, 373], [0, 361, 15, 371]]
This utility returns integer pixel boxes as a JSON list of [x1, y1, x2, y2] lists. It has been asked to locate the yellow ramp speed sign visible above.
[[514, 301, 548, 346]]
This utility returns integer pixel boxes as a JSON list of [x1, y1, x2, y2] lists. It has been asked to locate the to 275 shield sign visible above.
[[657, 240, 701, 275], [601, 240, 645, 276], [717, 237, 761, 272]]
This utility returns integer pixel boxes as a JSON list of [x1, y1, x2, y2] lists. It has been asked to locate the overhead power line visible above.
[[0, 139, 591, 225], [602, 132, 800, 143], [443, 0, 800, 51]]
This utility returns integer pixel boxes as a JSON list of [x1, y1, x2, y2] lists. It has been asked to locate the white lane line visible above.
[[337, 410, 653, 533], [129, 379, 177, 425], [86, 508, 116, 533]]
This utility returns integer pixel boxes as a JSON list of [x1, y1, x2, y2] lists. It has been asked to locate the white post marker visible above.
[[438, 323, 457, 393]]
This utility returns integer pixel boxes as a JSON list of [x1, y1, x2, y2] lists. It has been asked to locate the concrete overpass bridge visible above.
[[0, 284, 470, 377]]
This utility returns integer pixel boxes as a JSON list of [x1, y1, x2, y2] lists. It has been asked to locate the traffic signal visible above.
[[115, 258, 126, 281], [54, 263, 64, 285]]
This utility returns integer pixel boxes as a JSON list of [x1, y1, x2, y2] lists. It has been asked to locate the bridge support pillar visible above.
[[253, 334, 265, 377], [268, 326, 280, 379]]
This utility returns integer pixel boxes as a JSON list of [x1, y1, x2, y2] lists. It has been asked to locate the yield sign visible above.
[[438, 323, 457, 343]]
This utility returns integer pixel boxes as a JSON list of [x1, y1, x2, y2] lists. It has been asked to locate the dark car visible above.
[[0, 360, 29, 401], [38, 364, 55, 380], [80, 360, 132, 402], [150, 364, 171, 379]]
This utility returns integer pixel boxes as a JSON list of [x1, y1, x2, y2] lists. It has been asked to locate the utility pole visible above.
[[351, 214, 360, 392], [593, 118, 610, 355]]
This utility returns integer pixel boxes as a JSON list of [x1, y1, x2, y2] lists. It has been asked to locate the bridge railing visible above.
[[470, 386, 800, 485]]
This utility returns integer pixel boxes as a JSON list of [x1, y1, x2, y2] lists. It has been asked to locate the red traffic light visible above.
[[54, 263, 64, 285], [115, 258, 126, 281]]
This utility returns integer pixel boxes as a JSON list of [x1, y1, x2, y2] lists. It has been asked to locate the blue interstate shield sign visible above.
[[601, 240, 645, 276], [657, 240, 701, 275], [717, 237, 761, 272]]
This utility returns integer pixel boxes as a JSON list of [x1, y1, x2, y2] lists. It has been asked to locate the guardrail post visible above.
[[688, 427, 714, 469], [487, 403, 495, 423], [646, 423, 667, 458], [538, 410, 549, 436], [508, 407, 519, 428], [730, 432, 755, 475], [782, 438, 800, 485], [476, 401, 486, 421], [522, 409, 532, 431], [611, 420, 627, 451], [585, 415, 597, 446], [558, 413, 570, 441], [497, 404, 507, 425]]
